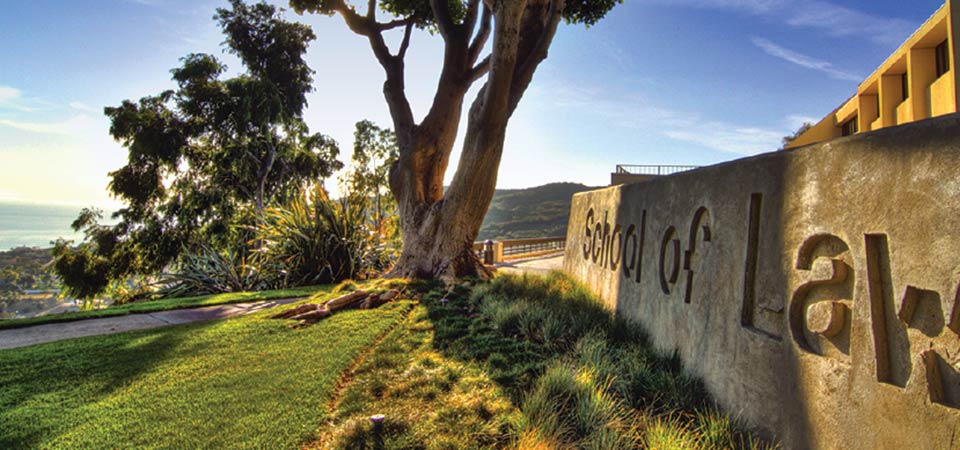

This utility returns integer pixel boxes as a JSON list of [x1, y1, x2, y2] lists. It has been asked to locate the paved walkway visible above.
[[494, 253, 565, 276], [1, 255, 569, 351], [0, 297, 304, 351]]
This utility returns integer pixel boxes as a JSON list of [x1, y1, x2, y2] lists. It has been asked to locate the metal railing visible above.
[[473, 236, 566, 264], [614, 164, 700, 176], [501, 236, 565, 260]]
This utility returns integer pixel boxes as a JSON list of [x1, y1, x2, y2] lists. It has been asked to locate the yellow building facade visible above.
[[786, 0, 960, 149]]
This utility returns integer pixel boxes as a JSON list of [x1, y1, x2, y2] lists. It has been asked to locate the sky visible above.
[[0, 0, 947, 208]]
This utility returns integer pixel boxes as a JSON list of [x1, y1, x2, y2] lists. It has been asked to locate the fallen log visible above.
[[380, 289, 400, 301], [359, 294, 381, 310], [271, 303, 320, 319], [325, 290, 368, 312], [291, 309, 331, 323]]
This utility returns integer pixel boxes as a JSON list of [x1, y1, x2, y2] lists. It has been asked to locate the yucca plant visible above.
[[256, 183, 372, 286], [154, 244, 279, 298]]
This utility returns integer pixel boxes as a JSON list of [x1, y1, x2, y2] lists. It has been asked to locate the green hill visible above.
[[478, 182, 598, 240]]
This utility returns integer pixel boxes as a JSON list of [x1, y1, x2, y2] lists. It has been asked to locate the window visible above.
[[841, 116, 858, 136], [936, 39, 950, 78], [901, 72, 909, 101]]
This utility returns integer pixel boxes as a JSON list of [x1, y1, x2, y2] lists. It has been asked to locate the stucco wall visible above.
[[563, 114, 960, 449]]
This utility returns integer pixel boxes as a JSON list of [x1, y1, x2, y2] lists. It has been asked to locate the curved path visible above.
[[0, 297, 304, 351]]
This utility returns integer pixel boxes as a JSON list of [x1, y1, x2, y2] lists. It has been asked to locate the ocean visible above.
[[0, 202, 88, 251]]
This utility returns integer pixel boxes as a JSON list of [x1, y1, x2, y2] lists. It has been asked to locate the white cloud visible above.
[[531, 79, 788, 156], [642, 0, 916, 47], [0, 86, 20, 102], [785, 114, 819, 129], [69, 102, 98, 113], [0, 115, 100, 136], [664, 124, 783, 155], [751, 37, 862, 82], [0, 85, 39, 112], [787, 1, 916, 46]]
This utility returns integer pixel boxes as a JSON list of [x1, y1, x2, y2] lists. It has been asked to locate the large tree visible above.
[[291, 0, 620, 280], [53, 0, 341, 297]]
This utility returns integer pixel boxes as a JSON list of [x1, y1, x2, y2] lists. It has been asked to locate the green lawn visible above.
[[0, 285, 328, 330], [0, 294, 413, 449]]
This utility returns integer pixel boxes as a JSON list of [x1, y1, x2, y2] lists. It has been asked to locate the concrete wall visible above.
[[610, 173, 658, 186], [563, 115, 960, 449]]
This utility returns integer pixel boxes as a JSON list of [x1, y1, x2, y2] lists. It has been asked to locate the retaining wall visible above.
[[563, 114, 960, 449]]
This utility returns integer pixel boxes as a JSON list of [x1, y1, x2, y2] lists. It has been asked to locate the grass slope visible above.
[[0, 292, 412, 449], [478, 182, 596, 240], [0, 285, 327, 330], [318, 273, 775, 449]]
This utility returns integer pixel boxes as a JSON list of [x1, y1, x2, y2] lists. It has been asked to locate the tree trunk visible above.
[[315, 0, 563, 281], [386, 0, 562, 282]]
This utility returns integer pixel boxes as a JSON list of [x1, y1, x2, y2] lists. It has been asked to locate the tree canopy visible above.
[[54, 0, 342, 298]]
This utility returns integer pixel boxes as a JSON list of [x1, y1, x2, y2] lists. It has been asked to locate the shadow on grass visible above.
[[410, 271, 772, 449], [0, 320, 211, 448]]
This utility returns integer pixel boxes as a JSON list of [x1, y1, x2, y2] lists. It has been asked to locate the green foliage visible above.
[[479, 182, 596, 240], [50, 237, 111, 302], [0, 247, 58, 304], [343, 120, 401, 270], [255, 121, 402, 287], [563, 0, 624, 26], [154, 244, 282, 298], [256, 184, 370, 286], [0, 294, 412, 449], [55, 0, 342, 298]]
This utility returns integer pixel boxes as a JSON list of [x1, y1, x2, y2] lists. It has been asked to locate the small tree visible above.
[[344, 120, 401, 267], [781, 122, 813, 149], [54, 0, 342, 298]]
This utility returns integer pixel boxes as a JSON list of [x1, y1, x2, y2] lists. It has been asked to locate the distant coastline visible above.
[[0, 201, 90, 251]]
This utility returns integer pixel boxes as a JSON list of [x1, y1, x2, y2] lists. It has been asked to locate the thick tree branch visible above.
[[327, 0, 374, 35], [398, 22, 414, 58], [430, 0, 457, 38], [467, 5, 492, 65], [468, 55, 490, 83], [509, 0, 562, 112], [323, 0, 415, 134], [462, 0, 480, 34], [377, 17, 414, 31], [367, 0, 375, 19]]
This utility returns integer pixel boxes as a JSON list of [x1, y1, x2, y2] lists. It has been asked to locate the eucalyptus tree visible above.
[[290, 0, 621, 280], [53, 0, 341, 297]]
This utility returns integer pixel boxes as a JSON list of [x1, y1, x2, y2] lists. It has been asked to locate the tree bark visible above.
[[387, 0, 563, 282]]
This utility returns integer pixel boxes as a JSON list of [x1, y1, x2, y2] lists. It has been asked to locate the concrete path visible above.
[[495, 253, 565, 276], [0, 297, 304, 351]]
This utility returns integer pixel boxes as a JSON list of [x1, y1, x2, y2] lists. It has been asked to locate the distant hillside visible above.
[[478, 182, 598, 240]]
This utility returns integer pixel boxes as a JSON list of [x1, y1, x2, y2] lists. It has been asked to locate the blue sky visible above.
[[0, 0, 946, 207]]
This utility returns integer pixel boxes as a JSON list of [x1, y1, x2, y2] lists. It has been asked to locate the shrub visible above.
[[256, 184, 370, 286], [154, 244, 280, 298]]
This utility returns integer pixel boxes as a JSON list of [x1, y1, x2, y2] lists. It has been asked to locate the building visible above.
[[785, 0, 960, 149]]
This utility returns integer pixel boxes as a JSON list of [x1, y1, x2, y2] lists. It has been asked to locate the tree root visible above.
[[270, 289, 403, 326]]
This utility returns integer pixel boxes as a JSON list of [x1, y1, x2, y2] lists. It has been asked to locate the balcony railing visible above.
[[614, 164, 700, 176], [473, 236, 566, 264]]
